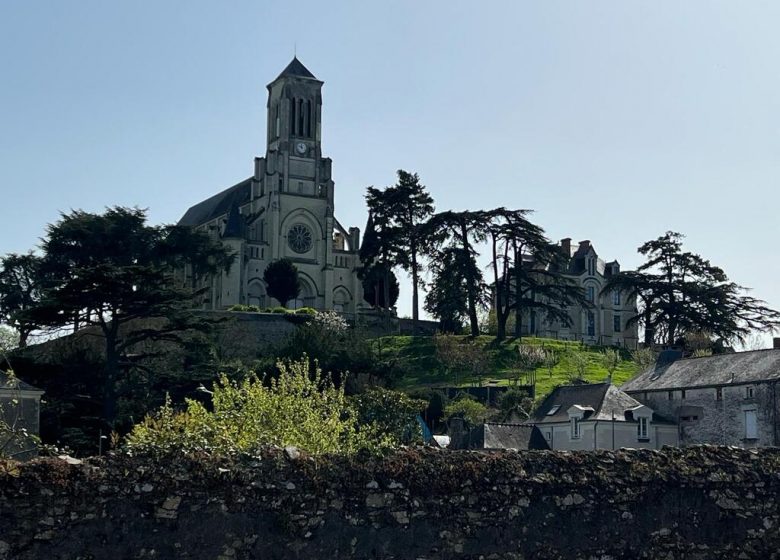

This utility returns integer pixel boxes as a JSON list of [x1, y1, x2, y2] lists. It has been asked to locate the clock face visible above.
[[295, 142, 307, 155]]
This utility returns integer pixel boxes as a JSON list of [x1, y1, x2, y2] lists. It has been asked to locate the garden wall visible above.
[[1, 446, 779, 559]]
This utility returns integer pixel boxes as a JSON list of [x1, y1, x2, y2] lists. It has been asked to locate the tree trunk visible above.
[[513, 245, 522, 340], [643, 304, 654, 346], [411, 242, 419, 333], [102, 322, 120, 427], [461, 222, 479, 337], [491, 233, 508, 341]]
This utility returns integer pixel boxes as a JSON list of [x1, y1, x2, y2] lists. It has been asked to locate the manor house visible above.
[[178, 58, 364, 312], [518, 239, 639, 348]]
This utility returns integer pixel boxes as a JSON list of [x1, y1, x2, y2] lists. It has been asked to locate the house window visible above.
[[586, 286, 595, 302], [571, 417, 581, 439], [637, 417, 649, 440], [681, 389, 686, 400], [744, 409, 758, 439], [745, 386, 754, 399], [613, 314, 621, 333], [587, 258, 596, 276], [716, 387, 722, 401], [587, 312, 595, 336], [612, 289, 620, 306], [668, 391, 674, 400]]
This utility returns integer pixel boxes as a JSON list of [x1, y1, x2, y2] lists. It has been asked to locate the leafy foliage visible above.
[[444, 393, 489, 427], [350, 387, 426, 445], [424, 247, 472, 333], [426, 211, 491, 336], [126, 357, 394, 456], [605, 231, 780, 346], [29, 207, 233, 426], [361, 263, 400, 309], [0, 252, 42, 348], [486, 208, 588, 340], [496, 387, 534, 422], [363, 171, 435, 324], [263, 259, 301, 308]]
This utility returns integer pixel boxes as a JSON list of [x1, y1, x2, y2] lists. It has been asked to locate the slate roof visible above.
[[0, 372, 43, 394], [275, 57, 317, 81], [178, 178, 252, 227], [478, 423, 550, 450], [622, 348, 780, 392], [531, 383, 649, 423]]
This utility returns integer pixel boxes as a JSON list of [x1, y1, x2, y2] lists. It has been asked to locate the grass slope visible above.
[[377, 335, 639, 399]]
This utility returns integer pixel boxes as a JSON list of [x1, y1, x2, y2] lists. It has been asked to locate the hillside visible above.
[[376, 335, 640, 399]]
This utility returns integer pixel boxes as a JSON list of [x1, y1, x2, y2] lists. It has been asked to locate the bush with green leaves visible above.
[[444, 393, 489, 427], [350, 387, 426, 445], [125, 357, 395, 456], [294, 307, 317, 316]]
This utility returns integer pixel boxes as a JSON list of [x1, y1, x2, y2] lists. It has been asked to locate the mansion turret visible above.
[[178, 58, 364, 312]]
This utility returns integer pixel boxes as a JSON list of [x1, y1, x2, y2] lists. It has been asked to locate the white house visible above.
[[528, 382, 678, 450]]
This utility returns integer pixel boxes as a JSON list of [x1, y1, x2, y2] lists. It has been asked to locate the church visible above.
[[178, 58, 364, 312]]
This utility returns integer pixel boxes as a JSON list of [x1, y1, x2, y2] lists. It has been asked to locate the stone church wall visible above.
[[1, 446, 779, 559]]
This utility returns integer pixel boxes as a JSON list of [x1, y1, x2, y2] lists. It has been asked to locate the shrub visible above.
[[350, 388, 426, 445], [444, 393, 489, 427], [270, 306, 289, 314], [125, 357, 394, 456], [295, 307, 317, 316], [227, 304, 250, 312]]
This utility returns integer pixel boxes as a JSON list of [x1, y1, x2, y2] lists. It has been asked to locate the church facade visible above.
[[178, 58, 364, 312]]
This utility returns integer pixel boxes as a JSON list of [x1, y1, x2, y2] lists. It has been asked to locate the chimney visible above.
[[560, 238, 572, 257], [774, 337, 780, 350]]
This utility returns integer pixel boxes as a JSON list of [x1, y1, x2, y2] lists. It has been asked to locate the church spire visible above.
[[275, 57, 317, 81]]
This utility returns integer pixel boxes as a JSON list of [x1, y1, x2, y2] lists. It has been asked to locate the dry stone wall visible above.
[[1, 446, 780, 559]]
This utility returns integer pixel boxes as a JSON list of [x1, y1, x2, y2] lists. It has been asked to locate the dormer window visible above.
[[587, 258, 596, 276], [745, 386, 754, 399], [612, 289, 620, 306], [586, 286, 595, 302]]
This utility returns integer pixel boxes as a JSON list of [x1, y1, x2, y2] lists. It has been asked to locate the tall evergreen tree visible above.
[[362, 171, 435, 328], [486, 208, 588, 341], [424, 247, 472, 333], [31, 207, 233, 425], [425, 210, 490, 336], [605, 231, 780, 347], [0, 252, 42, 347]]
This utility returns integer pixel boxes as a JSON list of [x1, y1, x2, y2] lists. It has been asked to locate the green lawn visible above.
[[376, 335, 639, 400]]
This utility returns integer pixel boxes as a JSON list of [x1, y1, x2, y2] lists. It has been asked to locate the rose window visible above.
[[288, 224, 313, 253]]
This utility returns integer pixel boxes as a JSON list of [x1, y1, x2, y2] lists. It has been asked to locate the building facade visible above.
[[529, 383, 678, 451], [178, 58, 364, 312], [519, 239, 639, 348], [623, 348, 780, 448]]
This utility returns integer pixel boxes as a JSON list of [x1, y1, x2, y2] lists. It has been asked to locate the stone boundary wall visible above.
[[1, 446, 780, 559]]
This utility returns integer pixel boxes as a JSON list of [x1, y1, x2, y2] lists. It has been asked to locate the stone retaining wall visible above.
[[1, 446, 779, 559]]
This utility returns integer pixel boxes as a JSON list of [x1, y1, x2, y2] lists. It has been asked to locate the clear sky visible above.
[[1, 1, 778, 345]]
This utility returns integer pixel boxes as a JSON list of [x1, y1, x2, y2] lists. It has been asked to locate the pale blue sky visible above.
[[1, 1, 778, 344]]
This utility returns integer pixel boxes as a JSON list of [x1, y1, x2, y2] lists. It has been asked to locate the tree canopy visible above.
[[0, 252, 42, 347], [605, 231, 780, 347], [30, 206, 233, 425], [361, 171, 435, 326], [263, 258, 301, 308]]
